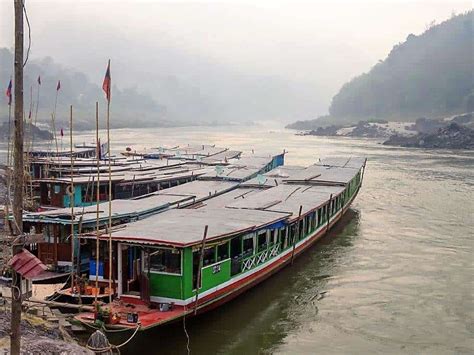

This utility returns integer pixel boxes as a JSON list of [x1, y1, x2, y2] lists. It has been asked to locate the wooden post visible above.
[[94, 102, 100, 305], [11, 1, 24, 353], [326, 194, 333, 233], [194, 225, 208, 315], [69, 105, 75, 292], [291, 205, 302, 265]]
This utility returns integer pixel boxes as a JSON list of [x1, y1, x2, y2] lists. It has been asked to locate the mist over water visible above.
[[1, 126, 473, 354]]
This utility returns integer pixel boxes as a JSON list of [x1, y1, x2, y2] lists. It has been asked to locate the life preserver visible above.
[[66, 185, 74, 196]]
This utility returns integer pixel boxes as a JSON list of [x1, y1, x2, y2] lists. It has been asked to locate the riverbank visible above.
[[0, 307, 91, 354]]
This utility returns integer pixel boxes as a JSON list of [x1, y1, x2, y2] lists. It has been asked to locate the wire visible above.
[[23, 0, 31, 67]]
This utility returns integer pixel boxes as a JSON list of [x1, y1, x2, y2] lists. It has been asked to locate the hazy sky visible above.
[[0, 0, 471, 122]]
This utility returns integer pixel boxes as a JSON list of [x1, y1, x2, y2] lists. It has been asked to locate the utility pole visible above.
[[11, 0, 24, 354]]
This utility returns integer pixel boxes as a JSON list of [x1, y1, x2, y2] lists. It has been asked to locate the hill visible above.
[[288, 11, 473, 129], [0, 48, 172, 130]]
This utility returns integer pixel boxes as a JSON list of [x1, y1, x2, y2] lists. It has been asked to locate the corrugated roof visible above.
[[8, 249, 47, 279], [227, 184, 344, 219], [97, 207, 289, 246]]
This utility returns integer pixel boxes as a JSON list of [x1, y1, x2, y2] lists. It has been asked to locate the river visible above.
[[1, 125, 473, 354]]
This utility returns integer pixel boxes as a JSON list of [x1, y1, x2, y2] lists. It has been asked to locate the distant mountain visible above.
[[0, 48, 172, 130], [288, 11, 474, 129]]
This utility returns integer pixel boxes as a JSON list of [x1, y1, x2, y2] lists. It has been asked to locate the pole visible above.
[[52, 88, 59, 154], [5, 92, 13, 235], [194, 225, 208, 315], [94, 102, 100, 305], [291, 205, 302, 265], [31, 75, 41, 150], [11, 0, 24, 353], [326, 194, 333, 233], [106, 87, 113, 303], [69, 105, 75, 292]]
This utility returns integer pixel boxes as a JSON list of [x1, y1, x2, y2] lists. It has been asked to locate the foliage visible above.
[[328, 11, 473, 122]]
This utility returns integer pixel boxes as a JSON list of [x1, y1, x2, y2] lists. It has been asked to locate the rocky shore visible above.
[[293, 113, 474, 150], [383, 122, 474, 149]]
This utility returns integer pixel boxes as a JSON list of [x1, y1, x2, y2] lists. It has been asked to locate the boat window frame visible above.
[[144, 246, 183, 276]]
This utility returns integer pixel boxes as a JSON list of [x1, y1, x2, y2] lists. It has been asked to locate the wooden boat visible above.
[[73, 156, 366, 332]]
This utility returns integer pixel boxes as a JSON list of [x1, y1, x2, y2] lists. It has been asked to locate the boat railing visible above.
[[241, 243, 280, 273]]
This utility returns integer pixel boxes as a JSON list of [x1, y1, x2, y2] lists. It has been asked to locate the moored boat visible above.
[[73, 156, 366, 332]]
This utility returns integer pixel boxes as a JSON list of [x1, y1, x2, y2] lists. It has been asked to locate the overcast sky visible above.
[[0, 0, 471, 122]]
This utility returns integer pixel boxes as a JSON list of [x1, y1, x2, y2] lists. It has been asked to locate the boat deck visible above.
[[75, 296, 187, 330]]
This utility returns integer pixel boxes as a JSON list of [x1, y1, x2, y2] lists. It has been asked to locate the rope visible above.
[[22, 0, 31, 67], [86, 323, 141, 353], [181, 274, 190, 355]]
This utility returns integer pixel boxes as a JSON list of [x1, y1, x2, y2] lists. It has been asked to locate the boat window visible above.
[[230, 236, 242, 258], [243, 236, 254, 257], [257, 231, 267, 252], [146, 248, 181, 274], [217, 242, 229, 261], [203, 247, 216, 266]]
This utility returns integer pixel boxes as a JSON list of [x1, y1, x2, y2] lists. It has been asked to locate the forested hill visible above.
[[330, 11, 473, 122], [0, 48, 171, 130], [289, 11, 473, 129]]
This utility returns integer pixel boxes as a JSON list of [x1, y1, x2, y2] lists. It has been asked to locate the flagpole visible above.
[[94, 101, 100, 306], [103, 59, 113, 303], [69, 105, 75, 293]]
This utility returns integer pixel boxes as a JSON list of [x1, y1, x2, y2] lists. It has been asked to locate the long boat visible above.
[[73, 156, 366, 332]]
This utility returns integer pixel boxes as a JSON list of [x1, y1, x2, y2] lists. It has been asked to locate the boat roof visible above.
[[199, 154, 282, 181], [240, 165, 306, 188], [227, 184, 345, 220], [283, 165, 360, 185], [97, 207, 289, 247], [156, 180, 237, 202], [315, 156, 366, 170], [23, 194, 193, 225]]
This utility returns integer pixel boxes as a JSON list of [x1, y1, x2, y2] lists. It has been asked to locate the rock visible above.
[[0, 122, 53, 141], [383, 123, 474, 149], [306, 125, 342, 136]]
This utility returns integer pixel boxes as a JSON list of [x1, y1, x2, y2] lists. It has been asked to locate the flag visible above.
[[56, 80, 61, 91], [6, 79, 12, 105], [60, 128, 64, 137], [28, 109, 32, 119], [37, 76, 41, 85], [102, 59, 111, 102]]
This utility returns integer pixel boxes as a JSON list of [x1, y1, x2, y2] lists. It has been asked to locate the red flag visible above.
[[6, 79, 12, 105], [102, 60, 111, 102], [56, 80, 61, 91], [60, 128, 64, 137], [37, 76, 41, 85]]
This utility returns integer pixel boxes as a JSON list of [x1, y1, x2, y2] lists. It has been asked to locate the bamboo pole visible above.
[[11, 1, 24, 353], [94, 102, 100, 305], [69, 105, 75, 292], [194, 225, 208, 315], [52, 86, 59, 154], [31, 75, 41, 150], [5, 85, 13, 236], [291, 205, 302, 265], [106, 83, 113, 303]]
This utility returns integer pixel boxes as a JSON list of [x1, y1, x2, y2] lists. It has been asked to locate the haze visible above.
[[0, 0, 471, 125]]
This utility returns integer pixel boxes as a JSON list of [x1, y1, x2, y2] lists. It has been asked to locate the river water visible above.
[[1, 125, 473, 354]]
